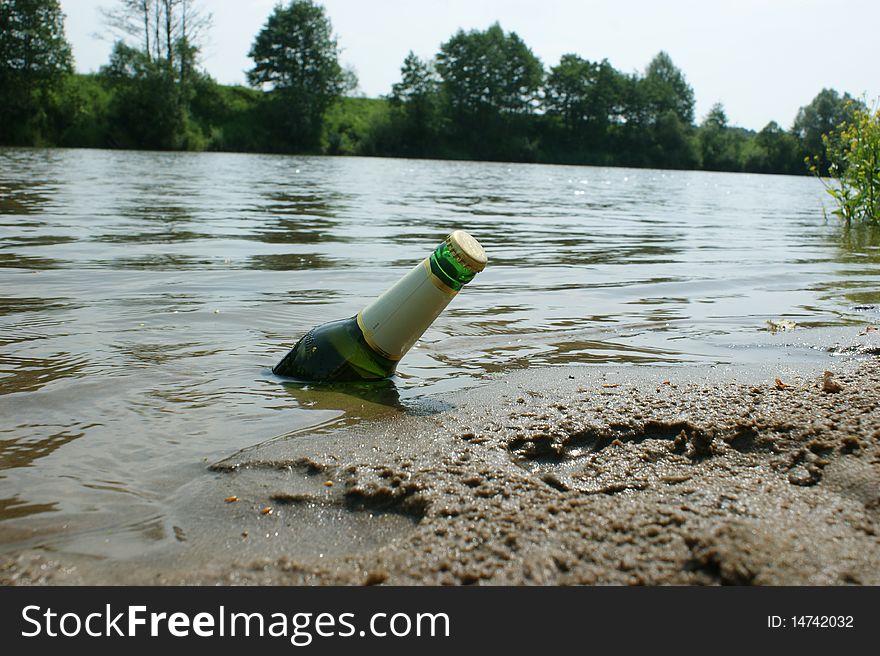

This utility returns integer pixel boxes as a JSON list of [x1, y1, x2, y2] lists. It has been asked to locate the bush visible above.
[[815, 102, 880, 225], [322, 97, 390, 155]]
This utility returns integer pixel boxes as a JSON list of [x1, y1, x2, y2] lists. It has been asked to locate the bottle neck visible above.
[[357, 243, 479, 361], [428, 241, 478, 291]]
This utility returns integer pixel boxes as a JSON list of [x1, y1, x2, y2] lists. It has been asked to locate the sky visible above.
[[58, 0, 880, 132]]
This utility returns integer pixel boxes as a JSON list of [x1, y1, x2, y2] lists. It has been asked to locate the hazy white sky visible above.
[[59, 0, 879, 131]]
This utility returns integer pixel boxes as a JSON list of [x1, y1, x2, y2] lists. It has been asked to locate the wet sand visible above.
[[3, 337, 880, 585]]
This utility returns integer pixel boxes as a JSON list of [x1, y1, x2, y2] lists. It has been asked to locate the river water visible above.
[[1, 148, 878, 558]]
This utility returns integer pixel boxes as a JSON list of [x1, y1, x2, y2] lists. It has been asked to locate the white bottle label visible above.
[[357, 258, 457, 360]]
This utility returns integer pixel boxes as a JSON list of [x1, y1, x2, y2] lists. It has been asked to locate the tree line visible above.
[[0, 0, 865, 176]]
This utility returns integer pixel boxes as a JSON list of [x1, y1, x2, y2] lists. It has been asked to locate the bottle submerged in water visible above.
[[273, 230, 487, 382]]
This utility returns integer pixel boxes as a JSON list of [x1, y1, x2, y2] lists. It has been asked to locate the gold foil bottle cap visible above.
[[446, 230, 488, 273]]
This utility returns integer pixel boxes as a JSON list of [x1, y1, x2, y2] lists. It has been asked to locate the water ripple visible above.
[[0, 148, 872, 555]]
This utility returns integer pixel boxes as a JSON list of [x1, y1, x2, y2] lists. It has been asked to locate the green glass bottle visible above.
[[273, 230, 487, 382]]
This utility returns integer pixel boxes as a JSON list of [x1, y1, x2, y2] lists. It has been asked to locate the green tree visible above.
[[649, 110, 698, 169], [0, 0, 73, 144], [437, 23, 542, 119], [610, 67, 695, 168], [792, 88, 860, 174], [391, 52, 439, 108], [698, 102, 741, 170], [435, 23, 542, 159], [614, 71, 650, 145], [53, 73, 113, 147], [543, 55, 628, 162], [545, 54, 597, 132], [387, 51, 443, 156], [99, 0, 211, 149], [744, 121, 799, 174], [100, 41, 185, 148], [641, 51, 695, 125], [592, 60, 629, 127], [546, 56, 624, 126], [103, 0, 210, 69], [247, 0, 347, 151]]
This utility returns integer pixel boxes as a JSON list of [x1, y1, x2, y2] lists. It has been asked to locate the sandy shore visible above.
[[3, 338, 880, 585]]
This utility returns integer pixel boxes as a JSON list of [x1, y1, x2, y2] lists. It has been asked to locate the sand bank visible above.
[[4, 335, 880, 585]]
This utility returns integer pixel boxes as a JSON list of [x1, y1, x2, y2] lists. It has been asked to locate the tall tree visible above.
[[247, 0, 347, 150], [697, 102, 743, 171], [641, 51, 695, 125], [391, 52, 438, 107], [99, 0, 211, 149], [436, 23, 542, 119], [792, 88, 860, 175], [0, 0, 73, 144], [545, 55, 624, 136], [388, 51, 442, 155], [102, 0, 210, 72], [100, 41, 181, 148], [435, 23, 542, 159], [545, 54, 597, 132]]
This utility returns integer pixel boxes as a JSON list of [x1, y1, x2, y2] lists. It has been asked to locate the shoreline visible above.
[[3, 340, 879, 585]]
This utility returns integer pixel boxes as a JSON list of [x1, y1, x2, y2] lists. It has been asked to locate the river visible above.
[[1, 148, 877, 558]]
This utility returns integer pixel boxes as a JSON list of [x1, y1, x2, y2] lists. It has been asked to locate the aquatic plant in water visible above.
[[811, 101, 880, 225]]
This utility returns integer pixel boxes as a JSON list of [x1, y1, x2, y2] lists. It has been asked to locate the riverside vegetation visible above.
[[813, 103, 880, 225], [0, 0, 875, 190]]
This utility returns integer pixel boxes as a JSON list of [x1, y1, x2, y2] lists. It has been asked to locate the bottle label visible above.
[[357, 258, 457, 360]]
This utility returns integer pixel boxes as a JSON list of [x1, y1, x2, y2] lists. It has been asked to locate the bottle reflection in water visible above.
[[273, 230, 487, 382]]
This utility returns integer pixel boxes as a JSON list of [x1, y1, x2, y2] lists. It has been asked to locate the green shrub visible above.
[[322, 97, 390, 155], [813, 102, 880, 225]]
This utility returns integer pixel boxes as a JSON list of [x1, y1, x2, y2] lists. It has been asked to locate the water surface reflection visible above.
[[0, 148, 870, 555]]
